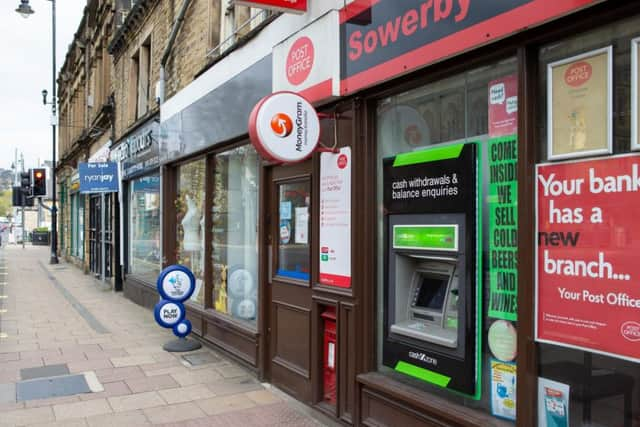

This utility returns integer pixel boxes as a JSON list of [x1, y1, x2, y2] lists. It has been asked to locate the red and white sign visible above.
[[489, 74, 518, 137], [273, 10, 340, 103], [319, 147, 351, 288], [248, 91, 320, 163], [536, 154, 640, 362], [235, 0, 307, 14]]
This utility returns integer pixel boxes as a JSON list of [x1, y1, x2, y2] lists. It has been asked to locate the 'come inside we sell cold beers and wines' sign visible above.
[[536, 154, 640, 362]]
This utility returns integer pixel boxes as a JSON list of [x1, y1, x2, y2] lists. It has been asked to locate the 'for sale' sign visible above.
[[536, 154, 640, 362]]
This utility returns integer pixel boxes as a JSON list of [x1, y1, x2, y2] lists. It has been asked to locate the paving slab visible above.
[[20, 364, 69, 380], [0, 247, 331, 427]]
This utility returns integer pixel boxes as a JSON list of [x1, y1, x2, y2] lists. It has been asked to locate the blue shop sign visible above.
[[79, 162, 119, 193]]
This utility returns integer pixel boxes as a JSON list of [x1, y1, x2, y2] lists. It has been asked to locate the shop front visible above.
[[111, 117, 161, 304], [67, 172, 85, 266], [332, 0, 640, 426], [160, 53, 272, 367], [160, 1, 640, 425]]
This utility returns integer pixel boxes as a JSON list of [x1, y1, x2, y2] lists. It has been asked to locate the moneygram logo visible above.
[[270, 113, 293, 138], [621, 321, 640, 342]]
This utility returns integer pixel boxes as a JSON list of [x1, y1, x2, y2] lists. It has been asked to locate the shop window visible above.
[[176, 158, 206, 306], [535, 17, 640, 427], [128, 174, 161, 283], [71, 193, 84, 259], [376, 58, 518, 418], [211, 145, 260, 325]]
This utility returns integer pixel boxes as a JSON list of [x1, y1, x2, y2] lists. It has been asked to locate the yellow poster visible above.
[[549, 47, 611, 159]]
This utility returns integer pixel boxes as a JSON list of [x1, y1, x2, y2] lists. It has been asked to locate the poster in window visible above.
[[547, 47, 612, 160], [632, 38, 640, 150], [536, 154, 640, 362]]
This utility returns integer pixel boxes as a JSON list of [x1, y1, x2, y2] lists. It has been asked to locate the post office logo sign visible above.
[[249, 91, 320, 163]]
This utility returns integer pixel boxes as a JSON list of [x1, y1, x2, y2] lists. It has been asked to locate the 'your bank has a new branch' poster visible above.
[[536, 154, 640, 362]]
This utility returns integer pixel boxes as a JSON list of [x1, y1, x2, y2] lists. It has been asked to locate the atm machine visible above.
[[383, 142, 479, 397]]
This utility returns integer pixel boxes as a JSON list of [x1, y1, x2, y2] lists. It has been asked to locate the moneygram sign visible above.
[[235, 0, 307, 14], [249, 92, 320, 163]]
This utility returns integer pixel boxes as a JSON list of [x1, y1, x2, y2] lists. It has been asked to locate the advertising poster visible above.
[[536, 155, 640, 362], [319, 147, 351, 288], [490, 360, 516, 421], [538, 378, 570, 427], [548, 47, 611, 159], [294, 207, 308, 244], [488, 136, 518, 320], [489, 75, 518, 137]]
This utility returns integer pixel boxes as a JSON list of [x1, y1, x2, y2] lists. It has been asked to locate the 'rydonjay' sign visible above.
[[79, 162, 119, 193]]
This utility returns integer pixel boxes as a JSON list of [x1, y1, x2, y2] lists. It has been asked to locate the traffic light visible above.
[[31, 168, 47, 196], [20, 172, 31, 196], [12, 186, 33, 207]]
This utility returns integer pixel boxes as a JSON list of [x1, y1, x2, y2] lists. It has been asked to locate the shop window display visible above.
[[176, 158, 206, 305], [211, 146, 260, 325], [536, 18, 640, 427], [129, 174, 160, 282], [377, 59, 518, 418]]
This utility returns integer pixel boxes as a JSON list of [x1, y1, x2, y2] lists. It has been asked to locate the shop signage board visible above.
[[488, 135, 518, 321], [536, 154, 640, 362], [248, 91, 320, 163], [339, 0, 601, 95], [235, 0, 307, 14], [78, 162, 119, 193], [273, 10, 341, 103], [110, 120, 159, 179], [319, 147, 351, 288]]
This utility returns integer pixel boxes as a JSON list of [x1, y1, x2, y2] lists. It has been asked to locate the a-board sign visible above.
[[154, 265, 197, 339]]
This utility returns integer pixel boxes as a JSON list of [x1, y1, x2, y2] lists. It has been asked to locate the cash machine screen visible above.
[[413, 275, 447, 311]]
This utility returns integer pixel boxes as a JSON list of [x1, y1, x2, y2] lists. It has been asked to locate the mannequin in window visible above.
[[182, 194, 201, 251]]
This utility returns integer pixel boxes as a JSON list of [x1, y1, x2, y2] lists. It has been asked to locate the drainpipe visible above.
[[159, 0, 192, 104]]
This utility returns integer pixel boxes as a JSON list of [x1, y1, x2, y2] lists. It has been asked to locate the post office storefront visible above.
[[328, 1, 640, 426], [162, 1, 640, 425]]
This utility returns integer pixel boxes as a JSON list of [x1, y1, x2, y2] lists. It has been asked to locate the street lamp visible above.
[[16, 0, 59, 264], [15, 0, 34, 18]]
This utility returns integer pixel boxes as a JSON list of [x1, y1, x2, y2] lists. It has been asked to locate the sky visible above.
[[0, 0, 85, 173]]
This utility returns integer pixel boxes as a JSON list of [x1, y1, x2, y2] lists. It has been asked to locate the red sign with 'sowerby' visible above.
[[536, 155, 640, 362], [235, 0, 307, 14]]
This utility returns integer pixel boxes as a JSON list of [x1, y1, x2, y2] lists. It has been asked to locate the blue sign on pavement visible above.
[[78, 162, 119, 193], [155, 265, 197, 341]]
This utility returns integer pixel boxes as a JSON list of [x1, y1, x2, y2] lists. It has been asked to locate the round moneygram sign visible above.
[[248, 91, 320, 163], [154, 300, 186, 329], [157, 265, 196, 303]]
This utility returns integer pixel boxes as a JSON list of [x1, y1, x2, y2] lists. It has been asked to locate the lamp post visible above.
[[16, 0, 59, 264]]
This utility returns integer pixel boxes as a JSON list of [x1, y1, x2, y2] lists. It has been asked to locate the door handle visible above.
[[267, 245, 273, 281]]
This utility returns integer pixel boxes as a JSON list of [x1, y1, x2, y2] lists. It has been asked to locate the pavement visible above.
[[0, 245, 333, 427]]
